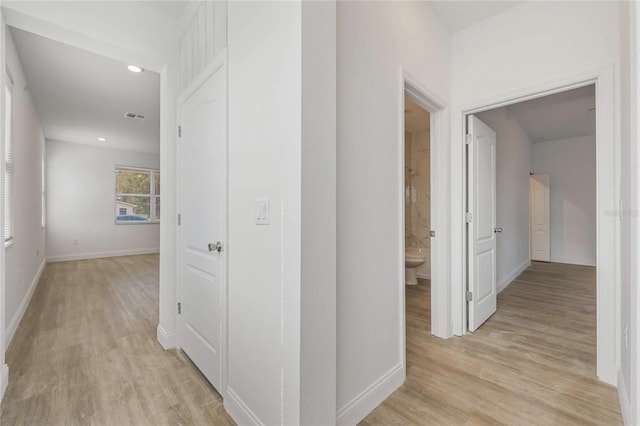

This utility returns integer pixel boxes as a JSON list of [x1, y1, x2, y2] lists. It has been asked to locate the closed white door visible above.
[[467, 115, 497, 332], [178, 62, 227, 392], [530, 174, 550, 262]]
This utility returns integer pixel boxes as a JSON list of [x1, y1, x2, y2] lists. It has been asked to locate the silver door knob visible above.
[[494, 227, 503, 233], [208, 242, 223, 252]]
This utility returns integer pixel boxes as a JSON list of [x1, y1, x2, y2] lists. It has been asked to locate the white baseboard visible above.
[[416, 272, 431, 280], [225, 386, 264, 425], [6, 257, 47, 350], [617, 368, 632, 426], [549, 256, 596, 267], [337, 363, 404, 426], [157, 324, 177, 350], [47, 248, 159, 263], [1, 363, 8, 401], [498, 259, 530, 294]]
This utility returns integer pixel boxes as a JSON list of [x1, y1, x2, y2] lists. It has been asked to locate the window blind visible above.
[[4, 76, 14, 243]]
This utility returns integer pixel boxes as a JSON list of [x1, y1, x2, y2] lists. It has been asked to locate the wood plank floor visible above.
[[0, 255, 234, 426], [361, 262, 623, 425]]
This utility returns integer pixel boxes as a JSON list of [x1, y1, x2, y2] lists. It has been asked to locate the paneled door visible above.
[[530, 174, 550, 262], [178, 60, 227, 392], [467, 115, 497, 332]]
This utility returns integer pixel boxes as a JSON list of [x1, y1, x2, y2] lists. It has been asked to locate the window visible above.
[[4, 71, 14, 244], [41, 146, 46, 228], [115, 166, 160, 223]]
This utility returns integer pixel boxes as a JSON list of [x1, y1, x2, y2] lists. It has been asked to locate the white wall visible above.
[[4, 28, 46, 347], [450, 1, 620, 385], [226, 3, 302, 424], [337, 2, 451, 423], [46, 140, 159, 261], [476, 107, 532, 291], [533, 135, 596, 266]]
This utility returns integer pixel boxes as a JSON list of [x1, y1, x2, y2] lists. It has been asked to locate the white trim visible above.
[[47, 248, 159, 263], [0, 363, 7, 400], [452, 65, 617, 385], [497, 259, 530, 294], [416, 272, 431, 280], [224, 387, 264, 426], [618, 368, 631, 426], [156, 324, 176, 350], [336, 363, 404, 426], [5, 257, 46, 349]]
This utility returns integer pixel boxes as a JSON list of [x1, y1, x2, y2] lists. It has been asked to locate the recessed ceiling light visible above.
[[97, 137, 107, 142], [127, 65, 144, 73]]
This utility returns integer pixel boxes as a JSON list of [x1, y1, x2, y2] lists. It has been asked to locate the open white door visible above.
[[178, 62, 227, 392], [530, 174, 550, 262], [467, 115, 497, 332]]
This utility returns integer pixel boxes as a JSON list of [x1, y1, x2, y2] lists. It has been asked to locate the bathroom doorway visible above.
[[403, 95, 434, 351]]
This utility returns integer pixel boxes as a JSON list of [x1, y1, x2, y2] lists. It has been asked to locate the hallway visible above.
[[0, 255, 233, 425], [362, 262, 623, 425]]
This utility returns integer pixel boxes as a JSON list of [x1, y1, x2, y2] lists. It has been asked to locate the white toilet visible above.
[[405, 248, 426, 285]]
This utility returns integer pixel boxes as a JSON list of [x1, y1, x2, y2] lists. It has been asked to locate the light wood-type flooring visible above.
[[361, 261, 623, 425], [0, 254, 234, 426]]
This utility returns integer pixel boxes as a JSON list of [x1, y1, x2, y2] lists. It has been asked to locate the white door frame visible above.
[[399, 69, 449, 371], [0, 6, 177, 398], [176, 54, 229, 397], [452, 65, 617, 385]]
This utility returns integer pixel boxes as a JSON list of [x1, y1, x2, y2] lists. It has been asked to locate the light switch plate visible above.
[[256, 199, 270, 225]]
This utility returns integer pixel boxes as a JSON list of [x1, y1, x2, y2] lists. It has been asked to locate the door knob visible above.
[[494, 227, 503, 233], [208, 242, 223, 252]]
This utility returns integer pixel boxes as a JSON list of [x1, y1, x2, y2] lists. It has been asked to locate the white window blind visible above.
[[4, 73, 14, 243]]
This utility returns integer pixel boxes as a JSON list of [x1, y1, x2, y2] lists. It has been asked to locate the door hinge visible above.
[[465, 212, 473, 223], [430, 230, 436, 238], [177, 302, 181, 314], [466, 291, 473, 302], [465, 134, 473, 145], [177, 213, 181, 226], [178, 125, 182, 138]]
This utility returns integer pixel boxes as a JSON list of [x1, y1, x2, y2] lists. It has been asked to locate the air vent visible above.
[[124, 112, 147, 121]]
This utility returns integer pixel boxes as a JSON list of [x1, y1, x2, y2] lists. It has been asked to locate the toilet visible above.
[[405, 248, 426, 285]]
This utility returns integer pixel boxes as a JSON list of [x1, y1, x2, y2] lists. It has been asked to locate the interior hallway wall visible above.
[[3, 27, 46, 348], [475, 108, 532, 292], [533, 135, 596, 266], [337, 2, 451, 423]]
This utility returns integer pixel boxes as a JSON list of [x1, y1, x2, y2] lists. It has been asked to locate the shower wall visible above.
[[405, 129, 430, 278]]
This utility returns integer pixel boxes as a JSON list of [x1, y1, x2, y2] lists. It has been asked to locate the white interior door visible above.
[[530, 174, 550, 262], [467, 115, 497, 332], [178, 62, 227, 392]]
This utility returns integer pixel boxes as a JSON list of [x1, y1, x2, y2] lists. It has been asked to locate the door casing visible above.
[[454, 66, 617, 385]]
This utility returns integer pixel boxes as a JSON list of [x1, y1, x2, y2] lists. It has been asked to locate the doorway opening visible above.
[[463, 80, 613, 383], [400, 74, 447, 366]]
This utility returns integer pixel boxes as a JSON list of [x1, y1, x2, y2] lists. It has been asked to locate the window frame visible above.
[[114, 165, 160, 225]]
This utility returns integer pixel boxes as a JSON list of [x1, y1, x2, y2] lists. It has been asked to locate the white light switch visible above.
[[256, 199, 270, 225]]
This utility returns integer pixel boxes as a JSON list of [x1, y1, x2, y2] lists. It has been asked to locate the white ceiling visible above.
[[505, 85, 596, 143], [136, 1, 193, 21], [429, 1, 522, 33], [405, 98, 430, 133], [10, 27, 160, 154]]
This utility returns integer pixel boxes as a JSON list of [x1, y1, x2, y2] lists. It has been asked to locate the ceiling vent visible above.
[[124, 112, 147, 121]]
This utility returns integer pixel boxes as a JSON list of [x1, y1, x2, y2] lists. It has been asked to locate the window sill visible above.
[[115, 221, 160, 226]]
